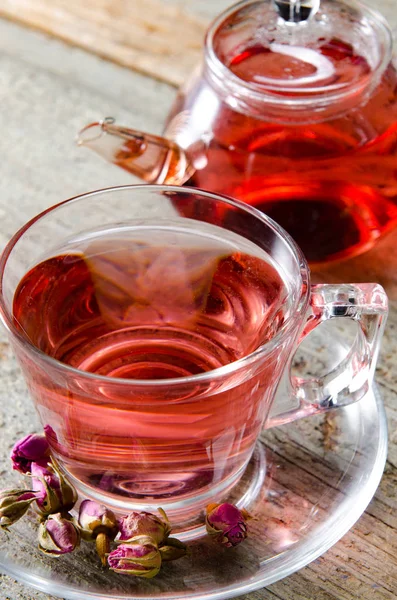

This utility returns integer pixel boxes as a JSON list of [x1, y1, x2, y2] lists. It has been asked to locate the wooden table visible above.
[[0, 1, 396, 598]]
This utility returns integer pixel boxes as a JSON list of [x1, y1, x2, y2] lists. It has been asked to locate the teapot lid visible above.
[[205, 0, 392, 121]]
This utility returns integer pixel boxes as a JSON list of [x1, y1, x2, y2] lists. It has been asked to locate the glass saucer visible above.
[[0, 380, 387, 600]]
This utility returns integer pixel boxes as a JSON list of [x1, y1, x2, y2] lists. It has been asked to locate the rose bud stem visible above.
[[96, 532, 110, 566]]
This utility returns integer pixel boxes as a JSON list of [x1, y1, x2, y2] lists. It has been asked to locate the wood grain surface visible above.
[[0, 0, 208, 86], [0, 0, 396, 598]]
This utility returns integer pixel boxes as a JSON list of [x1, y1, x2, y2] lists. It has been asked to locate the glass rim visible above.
[[0, 184, 310, 388], [204, 0, 393, 108]]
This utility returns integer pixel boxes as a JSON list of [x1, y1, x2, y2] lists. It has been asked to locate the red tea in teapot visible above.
[[181, 39, 397, 265], [78, 0, 397, 266]]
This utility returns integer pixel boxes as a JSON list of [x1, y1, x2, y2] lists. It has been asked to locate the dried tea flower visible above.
[[205, 502, 251, 548], [78, 499, 118, 540], [78, 499, 119, 565], [38, 513, 80, 556], [117, 508, 171, 546], [0, 489, 37, 528], [11, 433, 50, 474], [30, 461, 77, 515], [108, 535, 161, 578]]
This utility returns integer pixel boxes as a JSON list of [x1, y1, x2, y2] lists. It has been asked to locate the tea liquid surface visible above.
[[13, 225, 289, 377]]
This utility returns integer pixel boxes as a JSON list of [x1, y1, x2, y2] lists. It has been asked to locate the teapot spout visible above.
[[76, 117, 195, 185]]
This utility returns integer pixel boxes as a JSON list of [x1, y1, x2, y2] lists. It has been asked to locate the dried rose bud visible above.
[[38, 513, 80, 556], [78, 499, 119, 566], [205, 502, 251, 548], [108, 535, 161, 578], [78, 500, 118, 540], [0, 489, 37, 528], [11, 433, 50, 474], [159, 537, 188, 562], [31, 461, 77, 515], [117, 508, 171, 546]]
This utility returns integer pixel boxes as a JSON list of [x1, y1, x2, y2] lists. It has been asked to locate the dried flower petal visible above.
[[205, 502, 250, 548], [11, 433, 50, 474], [38, 513, 80, 555], [108, 535, 161, 578], [117, 508, 171, 546]]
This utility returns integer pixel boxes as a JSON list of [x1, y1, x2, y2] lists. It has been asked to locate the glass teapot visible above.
[[77, 0, 397, 267]]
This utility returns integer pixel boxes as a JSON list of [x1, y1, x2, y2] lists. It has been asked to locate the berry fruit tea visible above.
[[12, 222, 292, 504]]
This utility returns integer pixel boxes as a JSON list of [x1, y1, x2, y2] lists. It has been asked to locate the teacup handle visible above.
[[266, 283, 388, 428]]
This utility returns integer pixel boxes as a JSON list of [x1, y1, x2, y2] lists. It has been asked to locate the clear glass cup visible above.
[[0, 185, 388, 526]]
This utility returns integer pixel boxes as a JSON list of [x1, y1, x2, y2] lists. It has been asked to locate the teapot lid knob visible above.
[[273, 0, 320, 23]]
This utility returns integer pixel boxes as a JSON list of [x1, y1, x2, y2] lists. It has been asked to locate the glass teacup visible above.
[[0, 185, 387, 526]]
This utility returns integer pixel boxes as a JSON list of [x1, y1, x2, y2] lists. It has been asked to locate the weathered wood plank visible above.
[[0, 0, 207, 87], [0, 0, 396, 91]]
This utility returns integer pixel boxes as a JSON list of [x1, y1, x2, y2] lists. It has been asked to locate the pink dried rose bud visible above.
[[11, 433, 50, 474], [205, 502, 251, 548], [78, 499, 118, 541], [117, 508, 171, 546], [30, 461, 77, 515], [78, 499, 119, 566], [38, 513, 80, 556], [0, 488, 37, 528], [108, 535, 162, 578]]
